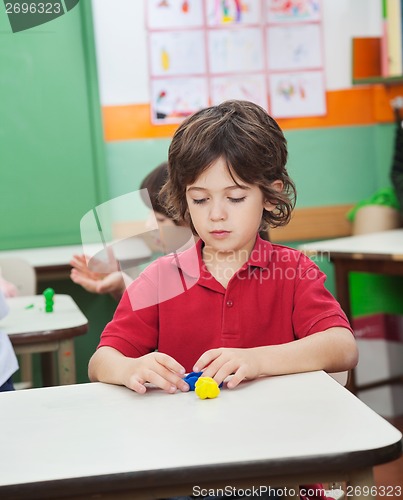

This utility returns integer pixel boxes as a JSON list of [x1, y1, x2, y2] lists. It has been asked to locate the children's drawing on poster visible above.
[[208, 28, 264, 73], [206, 0, 261, 26], [210, 75, 268, 107], [149, 31, 206, 77], [266, 0, 321, 24], [146, 0, 326, 123], [268, 71, 326, 118], [267, 24, 322, 71], [146, 0, 204, 29], [151, 77, 209, 123]]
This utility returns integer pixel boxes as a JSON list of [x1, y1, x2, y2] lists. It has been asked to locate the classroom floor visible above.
[[373, 414, 403, 496]]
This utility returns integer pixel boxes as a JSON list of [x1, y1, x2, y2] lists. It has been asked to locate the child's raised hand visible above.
[[124, 352, 189, 395], [193, 348, 262, 389], [70, 268, 125, 296]]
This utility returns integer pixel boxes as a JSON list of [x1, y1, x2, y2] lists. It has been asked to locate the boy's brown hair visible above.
[[161, 100, 296, 232]]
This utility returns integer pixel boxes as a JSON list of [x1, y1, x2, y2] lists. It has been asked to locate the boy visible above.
[[89, 100, 358, 395]]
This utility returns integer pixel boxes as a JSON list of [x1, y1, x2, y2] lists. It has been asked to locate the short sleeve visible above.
[[292, 254, 353, 338], [98, 266, 160, 358]]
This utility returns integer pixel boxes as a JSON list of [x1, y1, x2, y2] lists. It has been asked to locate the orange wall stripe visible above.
[[103, 104, 178, 141], [103, 85, 403, 142]]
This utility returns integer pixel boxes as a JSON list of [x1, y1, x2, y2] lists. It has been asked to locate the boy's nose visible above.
[[209, 203, 226, 221]]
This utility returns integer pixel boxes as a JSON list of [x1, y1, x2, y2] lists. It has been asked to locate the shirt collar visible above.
[[247, 235, 273, 269], [170, 234, 274, 279]]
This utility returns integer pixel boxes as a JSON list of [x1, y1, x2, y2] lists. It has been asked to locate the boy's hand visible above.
[[193, 348, 262, 389], [124, 352, 189, 395]]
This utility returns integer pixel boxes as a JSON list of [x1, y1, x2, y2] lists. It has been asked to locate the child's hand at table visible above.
[[193, 348, 262, 389], [89, 347, 190, 394], [123, 352, 189, 395]]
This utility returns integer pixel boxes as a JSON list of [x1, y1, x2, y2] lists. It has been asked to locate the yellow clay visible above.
[[195, 376, 220, 400]]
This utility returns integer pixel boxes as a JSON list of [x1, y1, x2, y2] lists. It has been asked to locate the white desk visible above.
[[0, 371, 401, 499], [300, 229, 403, 392], [0, 238, 152, 281], [0, 295, 88, 386], [300, 229, 403, 260]]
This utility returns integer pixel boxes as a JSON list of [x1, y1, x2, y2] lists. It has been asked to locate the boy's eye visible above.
[[191, 197, 246, 205]]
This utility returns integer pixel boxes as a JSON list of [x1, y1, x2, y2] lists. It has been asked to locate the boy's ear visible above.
[[263, 180, 283, 211]]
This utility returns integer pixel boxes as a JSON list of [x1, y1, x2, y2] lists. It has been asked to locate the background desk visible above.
[[0, 371, 401, 499], [0, 238, 152, 282], [0, 294, 88, 386], [301, 229, 403, 393]]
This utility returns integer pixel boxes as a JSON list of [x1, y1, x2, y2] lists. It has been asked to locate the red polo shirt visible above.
[[99, 236, 352, 372]]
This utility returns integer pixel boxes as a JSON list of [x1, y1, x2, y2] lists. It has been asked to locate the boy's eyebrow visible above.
[[187, 185, 250, 192]]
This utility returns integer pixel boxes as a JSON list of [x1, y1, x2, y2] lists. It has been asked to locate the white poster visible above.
[[210, 74, 268, 108], [208, 28, 264, 73], [206, 0, 262, 26], [146, 0, 204, 29], [266, 0, 321, 24], [151, 77, 209, 123], [267, 24, 322, 70], [149, 31, 206, 76], [268, 70, 326, 118]]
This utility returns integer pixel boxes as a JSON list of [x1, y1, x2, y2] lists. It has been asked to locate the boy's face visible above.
[[186, 157, 277, 256], [145, 210, 177, 251]]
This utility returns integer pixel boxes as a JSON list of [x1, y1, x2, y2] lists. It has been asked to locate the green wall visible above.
[[0, 3, 115, 385], [106, 139, 171, 198], [373, 123, 395, 188], [0, 2, 108, 250]]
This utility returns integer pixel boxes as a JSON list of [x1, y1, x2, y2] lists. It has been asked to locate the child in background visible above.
[[89, 99, 357, 394], [70, 162, 182, 299], [0, 288, 18, 392], [0, 275, 17, 298]]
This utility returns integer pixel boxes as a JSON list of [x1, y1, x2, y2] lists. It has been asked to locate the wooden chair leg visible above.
[[14, 353, 33, 390]]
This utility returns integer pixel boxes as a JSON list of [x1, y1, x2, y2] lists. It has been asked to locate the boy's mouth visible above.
[[210, 230, 231, 238]]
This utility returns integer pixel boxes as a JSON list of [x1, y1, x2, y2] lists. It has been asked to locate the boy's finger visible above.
[[193, 349, 220, 372], [156, 353, 185, 375], [147, 372, 178, 394], [226, 367, 246, 389], [198, 357, 223, 379], [127, 376, 147, 394], [154, 366, 189, 392], [211, 362, 236, 386]]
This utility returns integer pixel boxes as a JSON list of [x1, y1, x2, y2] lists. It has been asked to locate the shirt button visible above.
[[226, 300, 233, 307]]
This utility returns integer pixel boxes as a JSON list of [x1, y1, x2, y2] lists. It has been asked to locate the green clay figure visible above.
[[43, 287, 55, 313]]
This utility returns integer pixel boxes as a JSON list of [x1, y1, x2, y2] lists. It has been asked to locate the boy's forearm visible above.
[[255, 328, 358, 377], [88, 346, 131, 386]]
